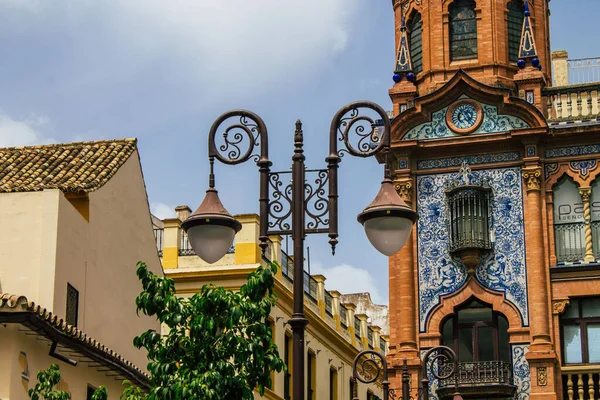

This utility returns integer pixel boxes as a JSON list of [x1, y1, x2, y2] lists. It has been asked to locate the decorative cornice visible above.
[[522, 167, 542, 191]]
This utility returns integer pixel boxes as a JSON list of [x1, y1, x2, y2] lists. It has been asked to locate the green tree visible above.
[[131, 261, 285, 400], [28, 364, 107, 400]]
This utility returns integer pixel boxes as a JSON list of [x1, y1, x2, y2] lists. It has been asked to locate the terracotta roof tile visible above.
[[0, 293, 149, 387], [0, 139, 137, 193]]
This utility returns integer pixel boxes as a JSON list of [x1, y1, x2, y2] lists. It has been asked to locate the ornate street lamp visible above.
[[351, 346, 460, 400], [182, 101, 417, 400]]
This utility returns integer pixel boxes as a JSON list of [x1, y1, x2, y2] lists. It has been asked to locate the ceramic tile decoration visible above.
[[569, 160, 598, 177], [403, 99, 530, 140], [545, 144, 600, 158], [417, 152, 520, 170], [416, 166, 529, 332], [512, 344, 531, 400]]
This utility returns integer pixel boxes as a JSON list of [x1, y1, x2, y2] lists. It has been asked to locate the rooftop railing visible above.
[[544, 83, 600, 122], [568, 57, 600, 85]]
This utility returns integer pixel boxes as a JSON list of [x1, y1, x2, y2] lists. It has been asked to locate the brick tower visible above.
[[382, 1, 591, 399]]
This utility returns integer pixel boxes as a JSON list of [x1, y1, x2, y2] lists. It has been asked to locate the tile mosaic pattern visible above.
[[403, 100, 530, 140], [512, 344, 531, 400], [0, 139, 136, 193], [416, 167, 529, 332], [417, 152, 520, 170], [545, 144, 600, 158]]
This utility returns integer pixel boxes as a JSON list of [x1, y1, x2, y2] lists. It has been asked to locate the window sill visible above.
[[550, 263, 600, 281]]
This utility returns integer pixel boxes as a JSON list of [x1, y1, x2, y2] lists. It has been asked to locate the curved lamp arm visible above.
[[207, 110, 272, 251], [327, 101, 392, 252]]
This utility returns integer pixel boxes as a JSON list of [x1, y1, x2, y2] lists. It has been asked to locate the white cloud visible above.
[[0, 112, 55, 147], [150, 202, 176, 220], [3, 0, 361, 101], [311, 263, 386, 305]]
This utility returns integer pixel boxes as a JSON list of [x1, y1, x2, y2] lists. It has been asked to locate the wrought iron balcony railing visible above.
[[437, 361, 516, 400]]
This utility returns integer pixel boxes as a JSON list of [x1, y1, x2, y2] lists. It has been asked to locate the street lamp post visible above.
[[181, 101, 418, 400], [351, 346, 460, 400]]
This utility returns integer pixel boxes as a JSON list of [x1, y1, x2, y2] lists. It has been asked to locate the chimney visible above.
[[175, 205, 192, 222]]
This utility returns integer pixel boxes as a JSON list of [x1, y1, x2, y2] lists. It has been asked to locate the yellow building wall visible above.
[[0, 150, 162, 370], [0, 325, 125, 399]]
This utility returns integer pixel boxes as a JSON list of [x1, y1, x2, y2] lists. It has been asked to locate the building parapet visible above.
[[153, 209, 387, 354]]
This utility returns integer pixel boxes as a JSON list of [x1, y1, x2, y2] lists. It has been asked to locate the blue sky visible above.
[[0, 0, 596, 304]]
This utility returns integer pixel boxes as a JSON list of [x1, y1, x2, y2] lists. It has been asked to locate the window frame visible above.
[[507, 0, 525, 62], [66, 283, 79, 327], [441, 299, 510, 363], [408, 12, 423, 74], [560, 298, 600, 365], [449, 0, 479, 61]]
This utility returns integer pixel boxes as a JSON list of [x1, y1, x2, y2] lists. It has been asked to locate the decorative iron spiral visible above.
[[353, 350, 386, 384], [208, 111, 264, 165], [423, 346, 457, 380], [331, 101, 390, 158]]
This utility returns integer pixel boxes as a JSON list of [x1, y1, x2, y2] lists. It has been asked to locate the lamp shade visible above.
[[181, 188, 242, 264], [357, 178, 418, 256]]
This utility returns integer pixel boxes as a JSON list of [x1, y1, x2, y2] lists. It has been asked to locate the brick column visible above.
[[391, 178, 419, 361], [522, 166, 558, 399]]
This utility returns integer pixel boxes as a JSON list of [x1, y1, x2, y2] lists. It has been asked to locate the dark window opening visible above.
[[507, 0, 525, 62], [409, 13, 423, 74], [441, 299, 510, 363], [449, 0, 478, 61], [66, 283, 79, 327]]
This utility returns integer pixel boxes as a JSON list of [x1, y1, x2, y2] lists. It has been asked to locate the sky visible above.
[[0, 0, 597, 305]]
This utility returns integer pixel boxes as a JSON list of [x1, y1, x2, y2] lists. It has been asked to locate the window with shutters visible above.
[[449, 0, 478, 61], [507, 0, 525, 62], [409, 13, 423, 74]]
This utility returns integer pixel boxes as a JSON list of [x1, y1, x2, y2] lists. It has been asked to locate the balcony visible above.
[[562, 366, 600, 400], [437, 361, 516, 400]]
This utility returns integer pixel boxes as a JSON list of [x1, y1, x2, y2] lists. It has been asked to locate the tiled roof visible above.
[[0, 293, 149, 388], [0, 139, 137, 193]]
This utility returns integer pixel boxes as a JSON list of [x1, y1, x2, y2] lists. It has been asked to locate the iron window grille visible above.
[[66, 283, 79, 327]]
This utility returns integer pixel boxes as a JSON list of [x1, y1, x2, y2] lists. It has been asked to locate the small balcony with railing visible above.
[[438, 361, 516, 400], [562, 367, 600, 400], [547, 51, 600, 124]]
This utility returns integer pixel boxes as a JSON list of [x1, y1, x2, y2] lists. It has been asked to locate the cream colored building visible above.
[[0, 139, 163, 398], [156, 207, 389, 400]]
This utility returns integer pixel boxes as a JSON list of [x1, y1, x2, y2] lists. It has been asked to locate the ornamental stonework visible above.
[[522, 167, 542, 191]]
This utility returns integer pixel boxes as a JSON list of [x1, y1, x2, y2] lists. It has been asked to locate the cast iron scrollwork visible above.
[[354, 350, 386, 384], [208, 110, 269, 165], [267, 171, 293, 235], [304, 169, 329, 233], [330, 101, 391, 158]]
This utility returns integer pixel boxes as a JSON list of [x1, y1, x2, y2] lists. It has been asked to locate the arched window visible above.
[[553, 177, 586, 263], [507, 0, 525, 62], [441, 299, 510, 363], [449, 0, 478, 61], [409, 13, 423, 74], [591, 179, 600, 259]]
